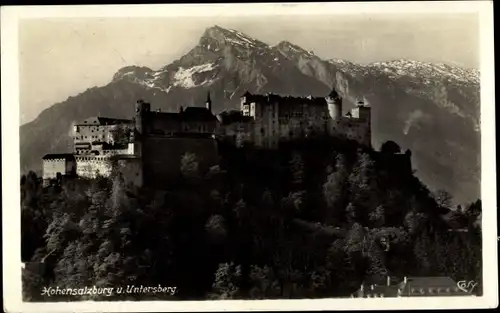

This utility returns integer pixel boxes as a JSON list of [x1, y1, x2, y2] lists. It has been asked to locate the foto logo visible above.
[[457, 280, 478, 293]]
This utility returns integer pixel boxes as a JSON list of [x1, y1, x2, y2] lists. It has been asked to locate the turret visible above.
[[134, 99, 150, 136], [206, 91, 212, 112], [351, 99, 371, 122], [326, 88, 342, 120]]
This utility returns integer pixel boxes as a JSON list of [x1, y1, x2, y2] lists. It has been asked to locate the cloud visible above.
[[403, 110, 424, 135]]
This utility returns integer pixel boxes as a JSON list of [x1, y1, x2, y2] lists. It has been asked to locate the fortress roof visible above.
[[217, 110, 253, 124], [42, 153, 76, 160], [242, 92, 327, 106], [149, 106, 217, 123], [182, 107, 217, 121], [110, 154, 141, 160], [328, 88, 340, 99], [75, 117, 133, 126]]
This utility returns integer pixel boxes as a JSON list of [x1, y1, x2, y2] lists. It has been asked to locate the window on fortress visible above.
[[261, 128, 265, 135]]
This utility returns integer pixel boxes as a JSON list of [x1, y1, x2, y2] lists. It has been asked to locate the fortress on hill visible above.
[[42, 88, 376, 187]]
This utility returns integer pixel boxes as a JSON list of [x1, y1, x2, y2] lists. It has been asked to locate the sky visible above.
[[18, 13, 479, 124]]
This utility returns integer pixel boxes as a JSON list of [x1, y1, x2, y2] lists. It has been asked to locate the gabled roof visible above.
[[75, 117, 133, 126], [363, 285, 400, 297], [398, 277, 458, 290], [181, 107, 217, 122], [42, 153, 76, 160], [328, 88, 340, 99], [241, 91, 252, 98]]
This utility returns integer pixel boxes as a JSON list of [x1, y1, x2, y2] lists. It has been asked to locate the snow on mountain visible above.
[[172, 63, 219, 88], [225, 28, 261, 47], [368, 59, 479, 84], [275, 40, 315, 58]]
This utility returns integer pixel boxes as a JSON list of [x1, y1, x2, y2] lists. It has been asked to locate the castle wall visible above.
[[248, 97, 334, 148], [115, 157, 143, 187], [75, 156, 113, 178], [142, 136, 219, 187], [144, 111, 217, 136], [181, 120, 217, 134], [42, 159, 74, 179], [329, 117, 371, 146], [148, 113, 181, 135], [217, 122, 253, 147]]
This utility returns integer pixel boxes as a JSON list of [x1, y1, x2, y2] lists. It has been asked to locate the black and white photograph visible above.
[[2, 2, 497, 312]]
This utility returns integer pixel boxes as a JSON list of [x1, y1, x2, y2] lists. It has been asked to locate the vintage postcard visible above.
[[1, 1, 497, 312]]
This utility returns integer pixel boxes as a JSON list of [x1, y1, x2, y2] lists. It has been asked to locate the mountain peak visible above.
[[200, 25, 268, 49], [274, 40, 315, 58]]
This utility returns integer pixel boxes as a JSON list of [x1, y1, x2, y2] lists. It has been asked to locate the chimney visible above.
[[387, 276, 391, 286], [404, 276, 407, 284]]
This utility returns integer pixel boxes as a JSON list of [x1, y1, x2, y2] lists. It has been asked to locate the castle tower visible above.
[[351, 99, 371, 122], [134, 99, 150, 136], [326, 88, 342, 120], [351, 98, 372, 148], [206, 91, 212, 112]]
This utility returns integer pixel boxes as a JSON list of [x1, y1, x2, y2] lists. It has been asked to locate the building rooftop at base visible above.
[[42, 153, 76, 160]]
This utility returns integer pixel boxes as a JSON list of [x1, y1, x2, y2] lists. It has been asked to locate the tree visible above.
[[282, 191, 307, 217], [433, 189, 453, 210], [380, 141, 401, 155], [323, 154, 349, 223], [289, 150, 305, 187], [181, 152, 200, 181], [345, 223, 365, 254], [247, 265, 281, 299], [348, 152, 380, 223], [324, 171, 343, 209], [210, 262, 242, 299], [464, 199, 482, 227], [369, 205, 385, 228], [110, 124, 132, 147], [404, 210, 428, 234], [205, 214, 228, 244], [345, 203, 357, 225]]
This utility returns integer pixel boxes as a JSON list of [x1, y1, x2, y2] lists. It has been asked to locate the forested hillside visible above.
[[21, 137, 482, 300]]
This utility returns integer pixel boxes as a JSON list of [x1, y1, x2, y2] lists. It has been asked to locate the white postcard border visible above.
[[2, 2, 497, 312]]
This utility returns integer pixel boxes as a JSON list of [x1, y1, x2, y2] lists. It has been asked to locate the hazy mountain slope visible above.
[[272, 43, 480, 204], [20, 25, 480, 204]]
